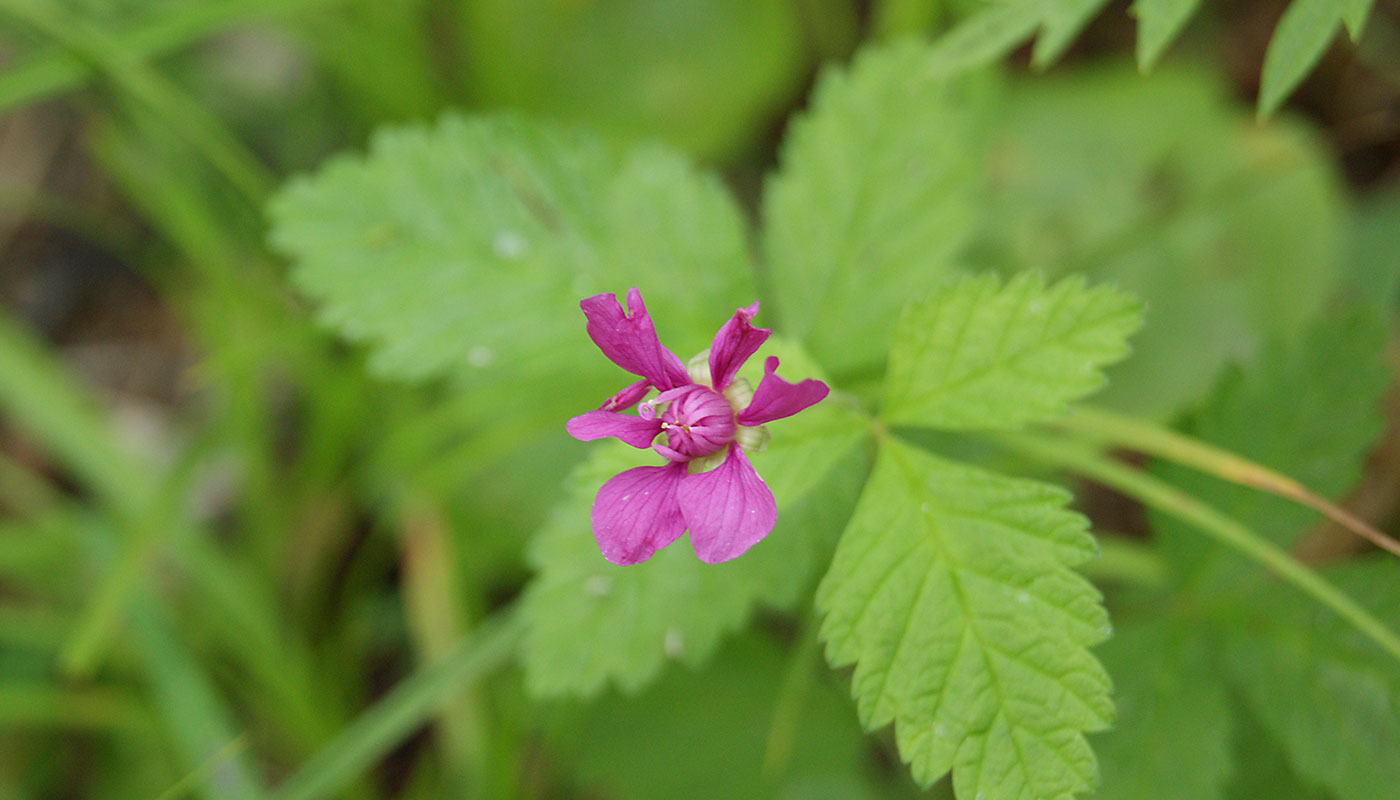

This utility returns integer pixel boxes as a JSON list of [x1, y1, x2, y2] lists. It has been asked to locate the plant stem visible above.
[[994, 431, 1400, 666], [271, 607, 525, 800], [761, 608, 823, 784], [1054, 405, 1400, 559]]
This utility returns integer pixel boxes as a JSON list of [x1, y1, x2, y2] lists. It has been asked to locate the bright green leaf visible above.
[[1220, 559, 1400, 800], [818, 438, 1112, 798], [1133, 0, 1205, 69], [1151, 310, 1390, 584], [762, 39, 996, 377], [1092, 615, 1234, 800], [269, 112, 754, 392], [882, 273, 1142, 430]]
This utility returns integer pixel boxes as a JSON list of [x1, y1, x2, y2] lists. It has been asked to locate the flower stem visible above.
[[761, 608, 823, 784], [1052, 405, 1400, 559], [993, 431, 1400, 666]]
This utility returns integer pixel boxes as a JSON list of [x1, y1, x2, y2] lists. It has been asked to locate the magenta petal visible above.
[[678, 446, 776, 564], [737, 356, 830, 426], [707, 301, 769, 390], [592, 463, 689, 565], [601, 379, 651, 412], [566, 410, 663, 449], [581, 289, 691, 391]]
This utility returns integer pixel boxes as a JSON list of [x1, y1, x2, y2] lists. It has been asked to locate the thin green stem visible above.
[[1078, 535, 1170, 588], [1053, 405, 1400, 558], [761, 609, 823, 784], [2, 0, 274, 205], [995, 431, 1400, 666], [271, 607, 525, 800]]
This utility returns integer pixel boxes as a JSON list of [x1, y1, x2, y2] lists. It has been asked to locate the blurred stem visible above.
[[993, 430, 1400, 667], [0, 0, 338, 112], [399, 503, 492, 797], [1, 0, 273, 205], [271, 607, 525, 800], [1056, 405, 1400, 559], [761, 607, 823, 785]]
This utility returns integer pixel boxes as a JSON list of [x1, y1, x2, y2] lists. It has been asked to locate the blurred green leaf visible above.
[[1150, 310, 1391, 585], [459, 0, 810, 162], [882, 273, 1142, 430], [763, 40, 996, 378], [1220, 559, 1400, 800], [540, 633, 877, 800], [1134, 0, 1205, 69], [818, 437, 1111, 797], [1092, 615, 1234, 800], [1224, 707, 1324, 800], [971, 65, 1345, 415], [270, 113, 754, 410], [522, 342, 869, 697], [1257, 0, 1367, 116]]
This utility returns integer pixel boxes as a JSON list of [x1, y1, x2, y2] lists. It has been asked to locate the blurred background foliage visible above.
[[0, 0, 1397, 798]]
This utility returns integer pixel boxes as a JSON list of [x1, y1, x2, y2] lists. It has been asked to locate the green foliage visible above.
[[882, 273, 1142, 429], [762, 40, 995, 377], [925, 0, 1373, 111], [1092, 616, 1233, 800], [539, 633, 879, 800], [1151, 311, 1390, 583], [1220, 560, 1400, 800], [269, 112, 754, 417], [818, 438, 1113, 798], [971, 66, 1344, 415], [459, 0, 812, 162]]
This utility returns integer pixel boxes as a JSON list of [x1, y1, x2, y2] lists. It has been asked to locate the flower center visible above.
[[655, 385, 736, 459]]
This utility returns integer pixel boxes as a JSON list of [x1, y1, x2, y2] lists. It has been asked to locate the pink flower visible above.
[[566, 288, 830, 565]]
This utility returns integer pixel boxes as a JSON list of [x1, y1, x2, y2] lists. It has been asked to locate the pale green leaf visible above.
[[522, 343, 870, 697], [818, 438, 1112, 798], [1133, 0, 1205, 69], [1151, 311, 1390, 584], [1258, 0, 1346, 116], [882, 273, 1142, 430], [973, 66, 1344, 415], [269, 113, 753, 393], [1220, 559, 1400, 800], [1092, 615, 1233, 800], [762, 39, 995, 376]]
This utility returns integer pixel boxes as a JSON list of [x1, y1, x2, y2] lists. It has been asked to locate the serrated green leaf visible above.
[[1133, 0, 1205, 69], [522, 343, 870, 697], [1092, 615, 1233, 800], [1258, 0, 1347, 116], [882, 273, 1142, 430], [973, 66, 1344, 415], [1220, 559, 1400, 800], [817, 438, 1112, 798], [762, 39, 995, 377], [269, 113, 753, 393], [1151, 310, 1391, 584]]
